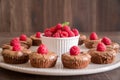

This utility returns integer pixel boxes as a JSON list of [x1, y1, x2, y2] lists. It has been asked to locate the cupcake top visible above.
[[2, 44, 31, 56], [29, 44, 57, 59], [19, 34, 32, 44], [30, 32, 41, 40], [43, 22, 79, 38]]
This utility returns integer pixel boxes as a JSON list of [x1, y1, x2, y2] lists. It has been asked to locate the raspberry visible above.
[[36, 32, 41, 38], [97, 42, 106, 51], [60, 31, 68, 37], [62, 26, 71, 32], [50, 27, 56, 33], [10, 37, 20, 46], [12, 45, 21, 51], [37, 44, 48, 54], [72, 28, 79, 36], [70, 46, 80, 55], [20, 34, 27, 41], [68, 31, 75, 37], [53, 32, 61, 38], [56, 29, 62, 33], [101, 37, 112, 45], [55, 23, 62, 30], [90, 32, 98, 40], [44, 29, 52, 37]]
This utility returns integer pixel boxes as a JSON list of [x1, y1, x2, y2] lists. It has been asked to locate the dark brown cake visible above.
[[29, 52, 58, 68], [88, 48, 116, 64], [62, 52, 91, 69]]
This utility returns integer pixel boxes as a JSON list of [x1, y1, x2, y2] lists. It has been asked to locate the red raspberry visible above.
[[36, 32, 41, 38], [70, 46, 80, 55], [101, 37, 112, 45], [37, 44, 48, 54], [20, 34, 27, 41], [56, 29, 62, 33], [53, 32, 61, 38], [60, 31, 68, 38], [12, 45, 21, 51], [62, 26, 71, 32], [44, 29, 52, 37], [55, 23, 62, 30], [68, 31, 75, 37], [90, 32, 98, 40], [97, 42, 106, 51], [72, 28, 79, 36], [10, 37, 20, 46], [50, 27, 56, 33]]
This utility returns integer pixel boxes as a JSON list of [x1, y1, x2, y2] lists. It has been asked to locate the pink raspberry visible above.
[[50, 27, 56, 33], [36, 32, 41, 38], [72, 28, 79, 36], [56, 29, 62, 33], [97, 42, 106, 51], [90, 32, 98, 40], [44, 29, 52, 37], [12, 45, 21, 51], [60, 31, 68, 37], [53, 32, 61, 38], [55, 23, 62, 30], [62, 26, 71, 32], [10, 37, 20, 46], [37, 44, 48, 54], [68, 31, 75, 37], [20, 34, 27, 41], [70, 46, 80, 55], [101, 37, 112, 45]]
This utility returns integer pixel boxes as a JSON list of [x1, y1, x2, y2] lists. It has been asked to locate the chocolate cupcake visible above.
[[62, 46, 91, 69], [88, 42, 116, 64], [84, 32, 101, 49], [30, 32, 42, 46], [78, 34, 87, 45], [19, 34, 32, 49], [1, 44, 31, 64], [29, 44, 58, 68]]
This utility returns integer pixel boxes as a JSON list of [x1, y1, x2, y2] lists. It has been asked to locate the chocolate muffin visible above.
[[1, 45, 31, 64], [29, 44, 58, 68], [19, 34, 32, 49], [30, 32, 42, 46], [62, 46, 91, 69], [88, 42, 116, 64], [78, 34, 87, 45]]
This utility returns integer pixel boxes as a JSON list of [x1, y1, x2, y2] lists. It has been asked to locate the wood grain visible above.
[[0, 0, 120, 33]]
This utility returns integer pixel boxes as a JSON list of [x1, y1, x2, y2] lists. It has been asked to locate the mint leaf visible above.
[[62, 22, 70, 26]]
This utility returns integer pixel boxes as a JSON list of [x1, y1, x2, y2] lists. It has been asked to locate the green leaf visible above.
[[62, 22, 70, 26]]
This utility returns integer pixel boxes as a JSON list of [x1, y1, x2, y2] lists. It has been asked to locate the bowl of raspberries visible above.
[[41, 22, 80, 55]]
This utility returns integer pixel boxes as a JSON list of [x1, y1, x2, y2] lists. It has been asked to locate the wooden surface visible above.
[[0, 32, 120, 80], [1, 0, 120, 32]]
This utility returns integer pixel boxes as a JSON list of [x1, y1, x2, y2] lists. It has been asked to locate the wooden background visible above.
[[0, 0, 120, 33]]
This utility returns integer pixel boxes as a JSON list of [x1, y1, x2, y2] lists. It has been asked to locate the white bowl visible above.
[[41, 35, 80, 56]]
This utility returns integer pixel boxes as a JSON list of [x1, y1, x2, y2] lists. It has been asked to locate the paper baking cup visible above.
[[41, 35, 80, 56]]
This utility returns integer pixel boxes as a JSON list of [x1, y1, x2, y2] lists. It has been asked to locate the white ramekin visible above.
[[41, 35, 80, 56]]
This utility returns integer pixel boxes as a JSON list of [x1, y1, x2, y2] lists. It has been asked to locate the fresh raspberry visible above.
[[12, 45, 21, 51], [62, 26, 71, 32], [10, 37, 20, 46], [70, 46, 80, 55], [36, 32, 41, 38], [72, 28, 79, 36], [56, 29, 62, 33], [50, 27, 56, 33], [37, 44, 48, 54], [53, 32, 61, 38], [90, 32, 98, 40], [55, 23, 62, 30], [60, 31, 68, 37], [97, 42, 106, 51], [101, 37, 112, 45], [68, 31, 75, 37], [20, 34, 27, 41], [44, 29, 52, 37]]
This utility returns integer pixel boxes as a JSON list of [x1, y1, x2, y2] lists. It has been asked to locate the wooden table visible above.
[[0, 32, 120, 80]]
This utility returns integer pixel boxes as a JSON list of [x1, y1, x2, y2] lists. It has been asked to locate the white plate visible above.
[[0, 45, 120, 76]]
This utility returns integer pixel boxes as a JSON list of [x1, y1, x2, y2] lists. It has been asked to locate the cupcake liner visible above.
[[2, 54, 29, 64]]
